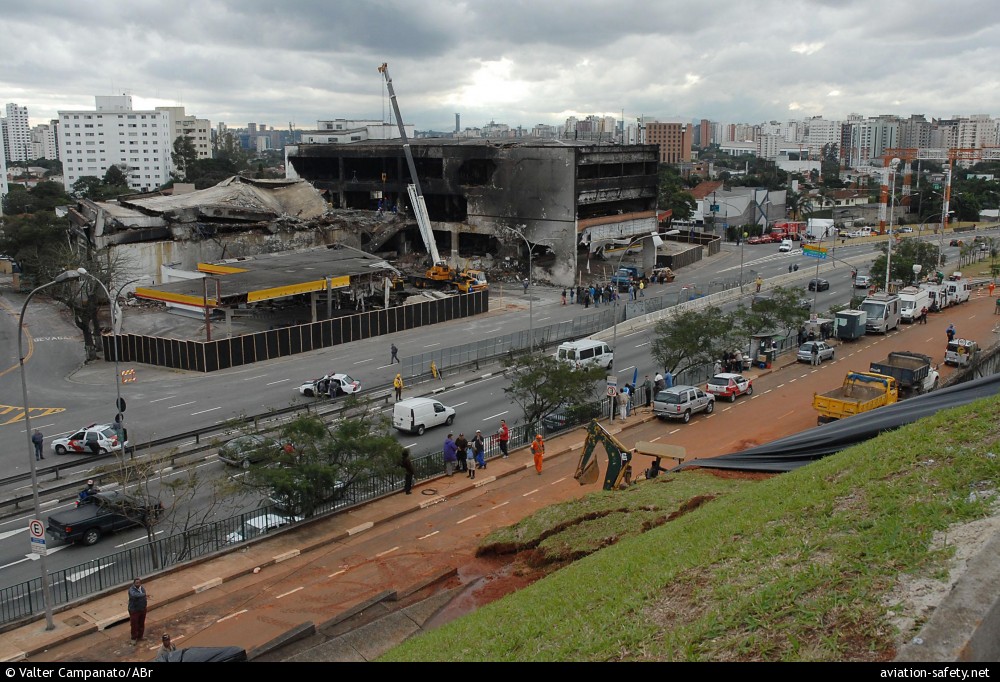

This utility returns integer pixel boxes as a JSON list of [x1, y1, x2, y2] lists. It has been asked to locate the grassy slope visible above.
[[381, 396, 1000, 662]]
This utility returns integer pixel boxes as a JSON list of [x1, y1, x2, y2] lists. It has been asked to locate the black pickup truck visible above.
[[46, 490, 163, 546]]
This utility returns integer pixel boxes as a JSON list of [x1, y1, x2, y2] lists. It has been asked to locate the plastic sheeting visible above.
[[679, 373, 1000, 473]]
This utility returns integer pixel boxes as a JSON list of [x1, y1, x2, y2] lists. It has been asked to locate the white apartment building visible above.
[[804, 117, 841, 156], [301, 120, 412, 144], [3, 103, 31, 162], [0, 132, 8, 210], [956, 114, 999, 149], [30, 122, 59, 160], [57, 95, 172, 193], [156, 106, 212, 160]]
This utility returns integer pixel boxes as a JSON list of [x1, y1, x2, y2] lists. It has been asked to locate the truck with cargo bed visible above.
[[869, 351, 939, 398], [812, 371, 899, 425], [46, 490, 163, 546]]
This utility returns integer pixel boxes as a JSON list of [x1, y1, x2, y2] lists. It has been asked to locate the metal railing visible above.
[[0, 422, 538, 628]]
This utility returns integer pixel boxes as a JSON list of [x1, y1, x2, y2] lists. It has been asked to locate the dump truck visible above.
[[869, 351, 939, 398], [812, 371, 899, 425]]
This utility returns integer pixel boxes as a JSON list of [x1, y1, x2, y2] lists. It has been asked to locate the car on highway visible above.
[[297, 373, 361, 398], [778, 239, 794, 252], [47, 490, 163, 546], [950, 239, 964, 247], [898, 226, 913, 233], [51, 424, 126, 455], [652, 385, 715, 423], [541, 402, 602, 434], [705, 373, 753, 402], [225, 511, 301, 545], [854, 275, 871, 289], [217, 434, 282, 468], [808, 278, 830, 291], [797, 341, 835, 364]]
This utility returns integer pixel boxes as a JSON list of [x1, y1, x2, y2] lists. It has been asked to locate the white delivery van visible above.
[[897, 286, 930, 323], [860, 293, 901, 334], [392, 397, 456, 435], [920, 282, 950, 311], [778, 239, 794, 252], [946, 274, 971, 304], [555, 339, 614, 369]]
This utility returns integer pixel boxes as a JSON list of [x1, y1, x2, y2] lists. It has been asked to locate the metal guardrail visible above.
[[0, 422, 540, 628]]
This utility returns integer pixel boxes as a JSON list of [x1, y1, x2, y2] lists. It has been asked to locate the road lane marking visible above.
[[217, 610, 248, 623], [418, 530, 440, 540], [168, 401, 196, 409], [265, 378, 290, 386], [452, 401, 468, 408], [328, 569, 346, 578], [669, 429, 681, 434], [353, 358, 373, 364], [424, 342, 440, 348], [723, 406, 733, 411], [243, 375, 267, 381], [148, 396, 176, 403], [536, 316, 551, 322], [650, 436, 662, 442], [457, 515, 478, 524], [490, 501, 510, 510], [635, 341, 650, 347], [777, 410, 795, 420], [484, 410, 509, 421], [522, 488, 541, 496], [375, 546, 400, 557], [191, 406, 222, 416]]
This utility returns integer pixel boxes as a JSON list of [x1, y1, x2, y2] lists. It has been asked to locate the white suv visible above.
[[653, 385, 715, 423]]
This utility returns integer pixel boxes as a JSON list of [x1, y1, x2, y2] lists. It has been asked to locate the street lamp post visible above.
[[739, 231, 749, 292], [506, 225, 553, 352], [611, 232, 663, 356], [19, 268, 84, 630], [885, 158, 900, 292]]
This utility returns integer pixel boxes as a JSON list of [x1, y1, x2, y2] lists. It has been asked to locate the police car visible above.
[[297, 373, 361, 398], [51, 424, 126, 455]]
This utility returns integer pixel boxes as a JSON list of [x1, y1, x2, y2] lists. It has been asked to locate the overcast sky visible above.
[[4, 0, 1000, 133]]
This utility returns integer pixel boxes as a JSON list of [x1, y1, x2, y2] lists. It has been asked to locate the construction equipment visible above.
[[813, 371, 899, 425], [573, 419, 687, 491], [378, 63, 487, 293]]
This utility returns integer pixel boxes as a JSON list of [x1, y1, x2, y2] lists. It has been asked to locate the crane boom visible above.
[[377, 62, 441, 266]]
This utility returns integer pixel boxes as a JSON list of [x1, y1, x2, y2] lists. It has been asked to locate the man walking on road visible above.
[[390, 343, 400, 364], [31, 430, 44, 461], [531, 434, 545, 475]]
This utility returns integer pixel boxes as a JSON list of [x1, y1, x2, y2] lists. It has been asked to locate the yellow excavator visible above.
[[574, 419, 688, 491]]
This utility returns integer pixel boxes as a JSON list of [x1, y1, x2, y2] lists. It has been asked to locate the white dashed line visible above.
[[375, 546, 400, 557], [265, 379, 290, 386], [276, 587, 304, 599], [217, 610, 248, 623], [418, 531, 439, 540]]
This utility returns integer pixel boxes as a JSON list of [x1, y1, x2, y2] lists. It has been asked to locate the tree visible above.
[[502, 352, 604, 426], [103, 164, 129, 189], [870, 237, 941, 289], [171, 135, 199, 182], [242, 408, 402, 518], [656, 165, 697, 221], [650, 307, 739, 377]]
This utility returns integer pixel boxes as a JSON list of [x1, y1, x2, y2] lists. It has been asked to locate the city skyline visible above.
[[2, 0, 1000, 133]]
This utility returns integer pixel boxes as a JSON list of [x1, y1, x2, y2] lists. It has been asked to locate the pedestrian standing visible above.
[[31, 429, 44, 461], [811, 343, 820, 366], [654, 373, 665, 393], [990, 281, 996, 298], [496, 419, 510, 458], [157, 634, 177, 658], [390, 343, 400, 364], [561, 288, 567, 305], [714, 359, 722, 375], [430, 359, 442, 381], [473, 430, 486, 469], [531, 434, 545, 475], [455, 433, 469, 473], [643, 375, 653, 408], [400, 446, 415, 495], [755, 276, 763, 293], [522, 278, 529, 294], [946, 324, 956, 342], [920, 306, 929, 324], [443, 433, 457, 476], [584, 292, 591, 308], [127, 577, 148, 644], [639, 280, 645, 297], [576, 286, 582, 305], [569, 287, 575, 304], [393, 373, 404, 401], [617, 389, 629, 422]]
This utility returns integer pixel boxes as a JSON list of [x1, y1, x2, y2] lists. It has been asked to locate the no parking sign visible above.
[[29, 518, 46, 555]]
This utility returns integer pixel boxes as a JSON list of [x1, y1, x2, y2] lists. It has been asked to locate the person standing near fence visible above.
[[443, 433, 457, 476], [400, 446, 415, 495], [455, 433, 469, 474], [643, 375, 652, 408], [127, 577, 149, 645], [393, 373, 404, 401], [531, 434, 545, 475], [496, 419, 509, 458], [473, 430, 486, 470]]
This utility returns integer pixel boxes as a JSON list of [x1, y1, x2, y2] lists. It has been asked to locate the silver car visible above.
[[797, 341, 835, 364], [652, 385, 715, 423]]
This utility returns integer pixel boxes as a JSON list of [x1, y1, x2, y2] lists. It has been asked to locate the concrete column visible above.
[[642, 239, 658, 274], [310, 291, 318, 323], [450, 227, 460, 266]]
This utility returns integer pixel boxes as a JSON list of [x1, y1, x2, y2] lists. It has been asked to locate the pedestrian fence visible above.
[[0, 421, 538, 629]]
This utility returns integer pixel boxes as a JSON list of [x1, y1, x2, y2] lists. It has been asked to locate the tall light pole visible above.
[[811, 232, 824, 315], [739, 230, 749, 292], [19, 268, 84, 630], [884, 158, 900, 292], [505, 225, 553, 352]]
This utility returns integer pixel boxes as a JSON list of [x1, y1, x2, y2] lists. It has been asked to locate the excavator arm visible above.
[[574, 420, 688, 491]]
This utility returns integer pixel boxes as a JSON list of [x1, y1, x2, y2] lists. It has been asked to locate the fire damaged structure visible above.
[[285, 138, 662, 285]]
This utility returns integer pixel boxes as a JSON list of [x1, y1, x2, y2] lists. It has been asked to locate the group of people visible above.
[[720, 350, 745, 373], [442, 430, 489, 478]]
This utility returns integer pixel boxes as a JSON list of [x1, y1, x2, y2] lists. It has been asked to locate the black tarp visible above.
[[679, 373, 1000, 473], [153, 646, 248, 662]]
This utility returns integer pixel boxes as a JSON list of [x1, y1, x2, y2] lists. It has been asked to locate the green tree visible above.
[[502, 352, 604, 426], [72, 176, 105, 199], [870, 237, 941, 290], [244, 409, 401, 518], [172, 134, 199, 182], [656, 165, 697, 221], [650, 307, 739, 376], [102, 164, 129, 188]]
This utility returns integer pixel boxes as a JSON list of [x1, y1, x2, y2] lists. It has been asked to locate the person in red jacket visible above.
[[496, 419, 509, 458]]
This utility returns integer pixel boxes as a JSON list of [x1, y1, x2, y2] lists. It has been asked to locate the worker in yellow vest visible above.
[[393, 373, 404, 401]]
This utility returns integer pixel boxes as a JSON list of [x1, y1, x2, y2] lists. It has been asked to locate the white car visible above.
[[778, 239, 794, 252], [51, 424, 126, 455], [224, 512, 301, 545], [297, 373, 361, 398], [898, 227, 913, 233]]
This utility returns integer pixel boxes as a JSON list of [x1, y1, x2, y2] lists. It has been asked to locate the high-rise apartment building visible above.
[[0, 132, 9, 207], [645, 121, 693, 163], [30, 122, 59, 160], [57, 95, 172, 193], [156, 106, 213, 160], [956, 114, 999, 149], [3, 103, 31, 162]]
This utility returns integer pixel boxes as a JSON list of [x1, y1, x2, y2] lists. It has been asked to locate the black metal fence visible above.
[[100, 290, 490, 373], [0, 420, 536, 629]]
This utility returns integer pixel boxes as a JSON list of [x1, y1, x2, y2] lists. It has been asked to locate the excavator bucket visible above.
[[574, 458, 600, 486]]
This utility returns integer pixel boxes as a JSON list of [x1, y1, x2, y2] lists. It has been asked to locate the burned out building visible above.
[[285, 138, 662, 285]]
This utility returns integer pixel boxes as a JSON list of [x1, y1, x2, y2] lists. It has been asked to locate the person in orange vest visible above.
[[531, 434, 545, 475]]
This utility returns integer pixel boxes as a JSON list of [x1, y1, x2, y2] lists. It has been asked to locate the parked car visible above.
[[51, 424, 126, 455], [898, 226, 913, 233], [854, 275, 871, 289], [797, 341, 835, 364], [652, 385, 715, 423], [778, 239, 794, 252], [808, 278, 830, 292], [541, 402, 602, 434], [225, 511, 300, 545], [217, 434, 281, 468], [705, 373, 754, 402], [297, 373, 361, 398]]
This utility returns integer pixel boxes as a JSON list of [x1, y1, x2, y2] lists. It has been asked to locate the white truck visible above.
[[806, 218, 836, 241], [860, 293, 901, 334], [945, 273, 971, 304], [920, 282, 951, 311], [897, 286, 930, 323]]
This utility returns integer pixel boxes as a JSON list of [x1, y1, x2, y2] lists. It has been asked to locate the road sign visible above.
[[607, 375, 618, 397], [29, 519, 46, 556], [121, 369, 136, 384], [802, 244, 827, 259]]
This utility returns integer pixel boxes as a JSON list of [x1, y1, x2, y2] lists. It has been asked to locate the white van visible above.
[[556, 339, 614, 369], [897, 286, 929, 323], [946, 275, 971, 304], [778, 239, 794, 252], [392, 397, 456, 435]]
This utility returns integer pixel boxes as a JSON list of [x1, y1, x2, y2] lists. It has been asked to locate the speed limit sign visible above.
[[29, 519, 46, 555]]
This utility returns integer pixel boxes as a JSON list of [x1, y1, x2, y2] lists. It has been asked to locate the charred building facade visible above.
[[285, 138, 661, 285]]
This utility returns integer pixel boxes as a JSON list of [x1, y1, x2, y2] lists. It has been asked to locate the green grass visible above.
[[380, 395, 1000, 662]]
